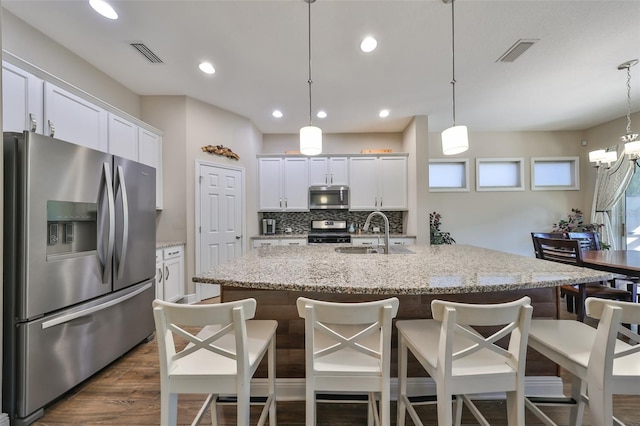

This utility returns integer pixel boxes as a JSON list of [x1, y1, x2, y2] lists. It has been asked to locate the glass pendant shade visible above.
[[300, 125, 322, 156], [441, 125, 469, 155], [624, 140, 640, 158]]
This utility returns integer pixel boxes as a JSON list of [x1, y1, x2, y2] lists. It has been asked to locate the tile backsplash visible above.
[[261, 210, 404, 234]]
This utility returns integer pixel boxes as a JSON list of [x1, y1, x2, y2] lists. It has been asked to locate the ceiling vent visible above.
[[496, 39, 538, 63], [130, 43, 163, 63]]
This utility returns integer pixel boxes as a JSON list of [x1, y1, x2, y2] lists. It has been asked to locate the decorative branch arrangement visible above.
[[201, 145, 240, 160]]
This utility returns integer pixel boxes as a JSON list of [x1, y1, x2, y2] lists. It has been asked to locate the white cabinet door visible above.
[[2, 61, 43, 133], [162, 246, 184, 303], [283, 157, 309, 210], [138, 128, 163, 210], [308, 157, 329, 185], [349, 157, 378, 210], [328, 157, 349, 185], [379, 156, 408, 210], [44, 82, 108, 151], [309, 157, 348, 185], [108, 113, 138, 161], [258, 158, 284, 211]]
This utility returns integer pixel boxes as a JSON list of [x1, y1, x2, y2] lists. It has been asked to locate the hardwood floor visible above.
[[33, 298, 640, 426]]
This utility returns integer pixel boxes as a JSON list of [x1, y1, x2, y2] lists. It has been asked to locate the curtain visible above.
[[591, 146, 635, 249]]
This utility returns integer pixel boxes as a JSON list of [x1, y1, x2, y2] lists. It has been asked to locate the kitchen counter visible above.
[[193, 244, 611, 295], [156, 241, 185, 249], [194, 244, 611, 384]]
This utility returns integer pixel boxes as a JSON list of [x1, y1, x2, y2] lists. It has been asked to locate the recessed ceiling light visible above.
[[89, 0, 118, 20], [360, 36, 378, 53], [272, 110, 283, 118], [379, 109, 390, 118], [317, 111, 327, 119], [198, 62, 215, 75]]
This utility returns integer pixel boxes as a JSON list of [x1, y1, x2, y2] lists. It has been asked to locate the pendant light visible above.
[[620, 60, 640, 159], [300, 0, 322, 156], [441, 0, 469, 155]]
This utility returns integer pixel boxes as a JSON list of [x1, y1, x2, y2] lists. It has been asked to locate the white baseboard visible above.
[[248, 376, 564, 401], [181, 293, 197, 304]]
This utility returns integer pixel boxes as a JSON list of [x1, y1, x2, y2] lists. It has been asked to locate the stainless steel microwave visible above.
[[309, 185, 349, 210]]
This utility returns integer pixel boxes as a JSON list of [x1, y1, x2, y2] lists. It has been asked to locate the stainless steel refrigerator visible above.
[[2, 131, 156, 425]]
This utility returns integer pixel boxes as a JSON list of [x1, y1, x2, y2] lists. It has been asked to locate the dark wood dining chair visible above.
[[530, 232, 566, 258], [535, 237, 631, 322]]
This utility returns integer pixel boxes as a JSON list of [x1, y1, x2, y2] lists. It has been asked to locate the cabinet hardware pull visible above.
[[48, 120, 55, 137], [29, 113, 37, 132], [157, 268, 163, 282], [165, 266, 170, 280], [285, 198, 288, 208], [330, 174, 333, 184], [325, 173, 328, 184]]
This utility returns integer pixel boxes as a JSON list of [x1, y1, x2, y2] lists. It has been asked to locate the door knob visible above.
[[236, 235, 242, 240]]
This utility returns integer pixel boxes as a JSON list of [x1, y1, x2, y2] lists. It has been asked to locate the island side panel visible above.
[[221, 285, 559, 379]]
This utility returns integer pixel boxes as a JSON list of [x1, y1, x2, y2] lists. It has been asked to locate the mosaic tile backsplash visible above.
[[261, 210, 404, 234]]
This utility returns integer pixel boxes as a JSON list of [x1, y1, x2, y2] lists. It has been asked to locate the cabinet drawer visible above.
[[253, 239, 280, 248], [163, 245, 183, 260], [281, 238, 307, 246]]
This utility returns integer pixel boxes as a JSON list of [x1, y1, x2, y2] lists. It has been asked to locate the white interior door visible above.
[[196, 162, 244, 300]]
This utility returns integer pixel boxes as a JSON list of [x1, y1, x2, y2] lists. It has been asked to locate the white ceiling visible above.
[[3, 0, 640, 135]]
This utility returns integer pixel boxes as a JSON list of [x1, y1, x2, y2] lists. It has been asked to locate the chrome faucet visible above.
[[362, 211, 390, 254]]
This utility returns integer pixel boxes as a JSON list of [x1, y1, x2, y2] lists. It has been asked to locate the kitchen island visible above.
[[193, 244, 611, 396]]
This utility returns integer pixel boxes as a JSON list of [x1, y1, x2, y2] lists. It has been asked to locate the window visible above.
[[476, 158, 525, 191], [531, 157, 579, 190], [624, 169, 640, 250], [428, 159, 469, 192]]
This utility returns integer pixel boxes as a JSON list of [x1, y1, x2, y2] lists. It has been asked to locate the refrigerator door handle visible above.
[[41, 283, 153, 330], [115, 165, 130, 280], [101, 162, 116, 284]]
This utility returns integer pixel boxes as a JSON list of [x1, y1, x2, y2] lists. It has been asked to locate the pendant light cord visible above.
[[626, 64, 633, 135], [307, 0, 313, 126], [450, 0, 457, 126]]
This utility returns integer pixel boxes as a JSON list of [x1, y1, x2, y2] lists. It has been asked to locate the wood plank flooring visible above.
[[33, 298, 640, 426]]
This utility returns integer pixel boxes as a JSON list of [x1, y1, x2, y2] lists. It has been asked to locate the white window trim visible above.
[[428, 158, 470, 192], [476, 158, 525, 191], [530, 156, 580, 191]]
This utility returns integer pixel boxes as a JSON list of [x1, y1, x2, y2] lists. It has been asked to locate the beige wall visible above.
[[426, 131, 588, 257], [2, 10, 140, 118], [263, 132, 403, 154], [402, 115, 429, 244], [141, 96, 263, 295], [140, 96, 188, 243]]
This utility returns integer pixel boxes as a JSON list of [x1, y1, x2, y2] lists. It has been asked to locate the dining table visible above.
[[579, 249, 639, 319]]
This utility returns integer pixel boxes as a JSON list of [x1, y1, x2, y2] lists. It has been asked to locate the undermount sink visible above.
[[335, 246, 381, 254], [334, 246, 414, 255]]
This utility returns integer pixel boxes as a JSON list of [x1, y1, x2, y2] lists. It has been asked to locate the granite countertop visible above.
[[156, 241, 185, 249], [192, 244, 612, 295], [251, 234, 415, 240]]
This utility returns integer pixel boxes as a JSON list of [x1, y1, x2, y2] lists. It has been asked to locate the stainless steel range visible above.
[[307, 220, 352, 244]]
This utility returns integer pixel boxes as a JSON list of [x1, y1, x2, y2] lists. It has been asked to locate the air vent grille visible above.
[[130, 43, 164, 63], [496, 39, 538, 63]]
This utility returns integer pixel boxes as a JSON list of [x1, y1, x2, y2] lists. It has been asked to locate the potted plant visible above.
[[430, 212, 456, 245], [552, 208, 609, 249]]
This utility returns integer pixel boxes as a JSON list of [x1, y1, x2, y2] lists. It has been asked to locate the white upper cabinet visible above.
[[44, 82, 108, 152], [349, 157, 379, 210], [138, 128, 163, 210], [2, 62, 44, 134], [283, 157, 309, 210], [108, 113, 138, 161], [349, 155, 407, 211], [308, 156, 349, 185], [378, 156, 408, 210], [258, 157, 309, 211]]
